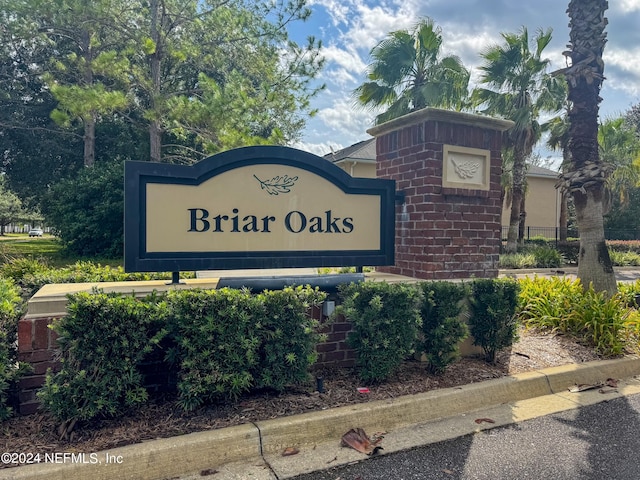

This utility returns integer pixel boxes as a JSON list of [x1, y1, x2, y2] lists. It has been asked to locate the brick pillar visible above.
[[17, 316, 60, 414], [368, 108, 513, 280]]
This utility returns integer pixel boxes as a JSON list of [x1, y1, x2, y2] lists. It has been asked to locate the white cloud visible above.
[[317, 97, 374, 133], [309, 0, 351, 27], [320, 44, 366, 74], [340, 1, 415, 52], [619, 0, 640, 13], [603, 48, 640, 97], [293, 140, 337, 156]]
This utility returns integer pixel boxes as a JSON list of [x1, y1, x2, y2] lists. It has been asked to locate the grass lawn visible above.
[[0, 234, 122, 268]]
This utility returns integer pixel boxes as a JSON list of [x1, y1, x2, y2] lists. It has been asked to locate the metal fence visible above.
[[501, 226, 640, 242]]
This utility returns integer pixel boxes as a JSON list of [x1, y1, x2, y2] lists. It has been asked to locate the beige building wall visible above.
[[501, 174, 561, 234], [335, 161, 376, 178]]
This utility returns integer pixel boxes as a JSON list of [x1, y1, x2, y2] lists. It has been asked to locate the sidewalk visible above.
[[8, 357, 640, 480]]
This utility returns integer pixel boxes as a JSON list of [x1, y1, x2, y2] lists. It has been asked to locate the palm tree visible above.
[[598, 117, 640, 208], [556, 0, 616, 294], [353, 17, 470, 125], [473, 27, 565, 254]]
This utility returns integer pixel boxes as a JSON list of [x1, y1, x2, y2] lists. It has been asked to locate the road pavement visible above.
[[290, 392, 640, 480]]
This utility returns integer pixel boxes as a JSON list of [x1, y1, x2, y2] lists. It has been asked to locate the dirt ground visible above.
[[0, 328, 605, 467]]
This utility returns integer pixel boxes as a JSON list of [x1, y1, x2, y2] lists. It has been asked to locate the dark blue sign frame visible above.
[[124, 145, 395, 273]]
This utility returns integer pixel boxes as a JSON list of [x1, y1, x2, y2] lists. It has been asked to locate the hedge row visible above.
[[35, 279, 521, 432]]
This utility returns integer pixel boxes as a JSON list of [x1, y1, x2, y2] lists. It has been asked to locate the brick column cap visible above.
[[366, 107, 514, 137]]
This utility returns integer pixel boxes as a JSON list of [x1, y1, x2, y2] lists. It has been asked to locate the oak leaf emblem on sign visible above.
[[253, 174, 298, 195]]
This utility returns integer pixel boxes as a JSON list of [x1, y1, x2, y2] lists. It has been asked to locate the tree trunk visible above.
[[518, 195, 526, 245], [84, 119, 95, 167], [560, 0, 616, 295], [574, 187, 617, 292], [559, 190, 568, 241], [149, 0, 162, 162], [81, 29, 95, 167], [505, 147, 526, 253]]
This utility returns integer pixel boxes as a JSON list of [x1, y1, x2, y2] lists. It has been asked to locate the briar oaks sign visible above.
[[124, 146, 396, 272]]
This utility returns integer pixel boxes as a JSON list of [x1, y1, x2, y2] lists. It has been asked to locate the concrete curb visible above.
[[7, 356, 640, 480]]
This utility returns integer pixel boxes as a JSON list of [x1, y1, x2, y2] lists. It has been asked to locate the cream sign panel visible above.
[[124, 146, 396, 272], [145, 165, 381, 252]]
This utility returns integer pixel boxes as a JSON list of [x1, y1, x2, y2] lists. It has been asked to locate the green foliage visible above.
[[339, 282, 422, 383], [166, 286, 325, 411], [0, 179, 25, 234], [499, 253, 537, 269], [519, 276, 635, 356], [6, 259, 190, 298], [253, 287, 326, 391], [556, 241, 580, 264], [0, 278, 29, 420], [468, 279, 520, 363], [500, 246, 563, 269], [418, 282, 469, 374], [609, 250, 640, 266], [569, 289, 630, 356], [166, 288, 260, 411], [42, 160, 124, 258], [353, 17, 470, 124], [37, 291, 164, 427], [0, 257, 48, 284], [529, 246, 564, 268], [517, 276, 584, 332]]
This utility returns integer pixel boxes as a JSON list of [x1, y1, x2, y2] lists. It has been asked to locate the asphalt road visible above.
[[290, 392, 640, 480]]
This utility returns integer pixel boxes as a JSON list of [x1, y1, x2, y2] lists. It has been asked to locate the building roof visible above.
[[323, 138, 376, 164], [527, 164, 560, 178]]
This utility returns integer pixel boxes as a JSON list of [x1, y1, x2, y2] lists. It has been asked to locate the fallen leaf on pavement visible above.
[[282, 447, 300, 456], [569, 383, 600, 393], [442, 468, 455, 474], [474, 418, 496, 424], [341, 427, 384, 455]]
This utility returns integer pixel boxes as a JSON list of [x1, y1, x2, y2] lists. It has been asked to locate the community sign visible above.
[[124, 146, 396, 272]]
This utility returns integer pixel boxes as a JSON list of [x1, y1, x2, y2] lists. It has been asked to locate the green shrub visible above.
[[468, 279, 520, 363], [517, 276, 584, 332], [166, 286, 325, 410], [0, 278, 28, 420], [519, 277, 634, 356], [568, 288, 630, 356], [166, 288, 260, 411], [609, 250, 640, 266], [525, 236, 553, 246], [0, 257, 48, 283], [16, 260, 192, 297], [338, 282, 422, 383], [499, 253, 536, 269], [418, 282, 469, 374], [617, 280, 640, 308], [42, 160, 125, 258], [252, 286, 326, 391], [530, 246, 563, 268], [556, 241, 580, 264], [37, 291, 165, 435]]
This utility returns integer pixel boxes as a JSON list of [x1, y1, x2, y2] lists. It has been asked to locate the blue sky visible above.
[[288, 0, 640, 162]]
